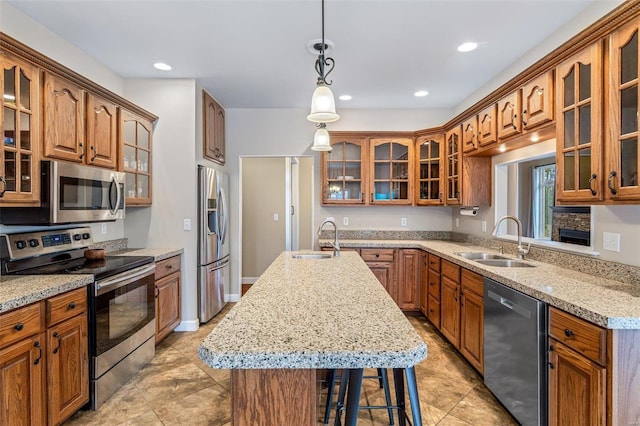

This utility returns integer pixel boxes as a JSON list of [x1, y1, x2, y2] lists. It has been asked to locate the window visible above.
[[533, 164, 555, 240]]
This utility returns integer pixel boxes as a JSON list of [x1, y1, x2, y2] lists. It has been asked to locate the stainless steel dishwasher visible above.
[[484, 278, 547, 426]]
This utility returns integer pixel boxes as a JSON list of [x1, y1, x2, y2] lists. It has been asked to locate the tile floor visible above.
[[65, 306, 517, 425]]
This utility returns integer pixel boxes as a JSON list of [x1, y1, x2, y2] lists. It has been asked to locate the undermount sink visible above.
[[291, 253, 333, 260], [475, 259, 535, 268], [455, 252, 508, 260]]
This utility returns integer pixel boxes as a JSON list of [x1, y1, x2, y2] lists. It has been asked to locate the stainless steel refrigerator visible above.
[[198, 165, 229, 323]]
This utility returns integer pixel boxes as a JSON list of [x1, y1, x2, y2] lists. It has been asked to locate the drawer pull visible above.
[[68, 302, 76, 309], [375, 254, 380, 258], [564, 328, 574, 337], [34, 341, 42, 365], [167, 264, 173, 269], [52, 332, 61, 354], [14, 323, 24, 331]]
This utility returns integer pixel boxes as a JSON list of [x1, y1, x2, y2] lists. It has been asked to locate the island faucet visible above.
[[492, 215, 531, 260], [318, 219, 340, 257]]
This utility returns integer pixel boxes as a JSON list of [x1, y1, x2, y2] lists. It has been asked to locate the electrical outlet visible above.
[[343, 217, 349, 226], [273, 213, 279, 221], [101, 223, 107, 235], [455, 218, 460, 227], [482, 220, 487, 232], [603, 232, 620, 252], [183, 219, 191, 231], [401, 217, 407, 226]]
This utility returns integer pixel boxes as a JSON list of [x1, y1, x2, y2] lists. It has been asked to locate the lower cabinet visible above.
[[0, 287, 88, 426], [427, 254, 441, 329], [419, 251, 428, 315], [155, 255, 182, 344], [397, 249, 421, 311], [459, 269, 484, 374], [361, 248, 396, 300], [440, 260, 461, 348]]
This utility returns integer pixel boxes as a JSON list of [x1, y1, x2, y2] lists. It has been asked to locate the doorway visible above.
[[240, 156, 313, 285]]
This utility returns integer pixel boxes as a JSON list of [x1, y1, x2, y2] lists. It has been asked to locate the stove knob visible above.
[[82, 233, 91, 240], [15, 240, 27, 250], [73, 234, 82, 241], [28, 239, 39, 248]]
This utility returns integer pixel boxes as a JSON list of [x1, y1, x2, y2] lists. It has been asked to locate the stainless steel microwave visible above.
[[0, 160, 125, 225]]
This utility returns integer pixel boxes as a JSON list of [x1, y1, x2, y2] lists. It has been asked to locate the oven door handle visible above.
[[95, 264, 156, 296]]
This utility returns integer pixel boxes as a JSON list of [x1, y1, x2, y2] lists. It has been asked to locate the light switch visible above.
[[343, 217, 349, 226], [184, 219, 191, 231], [401, 218, 407, 226], [101, 223, 107, 234], [273, 213, 279, 221]]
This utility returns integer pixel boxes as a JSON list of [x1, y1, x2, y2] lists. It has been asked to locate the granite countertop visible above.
[[199, 251, 428, 369], [0, 274, 93, 314], [323, 239, 640, 329], [110, 248, 183, 261]]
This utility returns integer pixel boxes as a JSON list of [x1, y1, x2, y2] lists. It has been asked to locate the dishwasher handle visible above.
[[487, 289, 532, 319]]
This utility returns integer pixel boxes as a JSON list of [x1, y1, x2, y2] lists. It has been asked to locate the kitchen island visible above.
[[198, 251, 427, 425]]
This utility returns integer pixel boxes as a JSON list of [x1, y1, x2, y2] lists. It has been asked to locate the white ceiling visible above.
[[6, 0, 611, 110]]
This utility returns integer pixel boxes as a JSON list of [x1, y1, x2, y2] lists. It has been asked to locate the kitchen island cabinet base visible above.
[[231, 369, 316, 426]]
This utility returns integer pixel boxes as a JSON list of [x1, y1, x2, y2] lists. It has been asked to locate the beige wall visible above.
[[241, 157, 287, 278]]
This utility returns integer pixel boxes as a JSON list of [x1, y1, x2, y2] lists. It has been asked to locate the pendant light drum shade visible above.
[[307, 84, 340, 123], [311, 125, 331, 151]]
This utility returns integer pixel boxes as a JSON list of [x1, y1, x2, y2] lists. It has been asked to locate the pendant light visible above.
[[311, 123, 331, 151], [307, 0, 339, 124]]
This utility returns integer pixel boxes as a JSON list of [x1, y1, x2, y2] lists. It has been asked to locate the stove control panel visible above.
[[1, 227, 93, 260]]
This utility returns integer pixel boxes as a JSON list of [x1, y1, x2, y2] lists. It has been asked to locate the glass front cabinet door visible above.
[[415, 134, 444, 206], [445, 126, 462, 205], [555, 42, 603, 203], [322, 135, 367, 205], [121, 109, 153, 206], [370, 138, 413, 205], [608, 18, 640, 201], [1, 53, 40, 205]]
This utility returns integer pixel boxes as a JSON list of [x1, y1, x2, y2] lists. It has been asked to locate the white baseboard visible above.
[[226, 293, 241, 302], [174, 320, 199, 332]]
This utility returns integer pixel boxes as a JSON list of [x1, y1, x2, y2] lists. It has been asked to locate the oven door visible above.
[[91, 263, 156, 379]]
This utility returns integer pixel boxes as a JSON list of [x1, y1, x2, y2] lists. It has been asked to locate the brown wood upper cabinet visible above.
[[462, 116, 478, 153], [203, 90, 225, 165], [555, 42, 603, 203], [477, 104, 498, 148], [121, 109, 153, 206], [445, 126, 462, 205], [370, 137, 413, 205], [445, 125, 491, 206], [415, 133, 444, 206], [322, 135, 368, 205], [0, 52, 40, 206], [43, 73, 86, 163], [43, 73, 118, 170], [497, 69, 555, 141], [606, 17, 640, 201]]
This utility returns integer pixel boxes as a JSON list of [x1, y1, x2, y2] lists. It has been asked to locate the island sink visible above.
[[454, 252, 508, 260], [291, 253, 332, 259]]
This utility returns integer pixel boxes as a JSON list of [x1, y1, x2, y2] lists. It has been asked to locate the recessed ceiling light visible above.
[[339, 95, 352, 101], [153, 62, 172, 71], [414, 90, 429, 97], [457, 42, 478, 53]]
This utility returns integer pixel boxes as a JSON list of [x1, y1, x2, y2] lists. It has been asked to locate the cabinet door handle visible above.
[[52, 331, 62, 354], [548, 362, 554, 369], [90, 145, 98, 161], [588, 173, 597, 196], [564, 328, 574, 337], [34, 341, 42, 365], [608, 171, 618, 195], [521, 110, 528, 126], [512, 114, 518, 130], [79, 143, 85, 159], [0, 176, 6, 198]]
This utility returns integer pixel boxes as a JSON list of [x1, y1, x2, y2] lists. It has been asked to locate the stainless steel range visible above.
[[0, 227, 156, 410]]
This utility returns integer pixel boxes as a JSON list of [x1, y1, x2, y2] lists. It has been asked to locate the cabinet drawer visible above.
[[428, 254, 440, 272], [427, 295, 440, 329], [47, 287, 87, 327], [155, 255, 181, 280], [0, 301, 44, 349], [360, 248, 394, 263], [549, 307, 607, 365], [461, 269, 484, 297], [441, 260, 460, 283], [428, 272, 441, 300]]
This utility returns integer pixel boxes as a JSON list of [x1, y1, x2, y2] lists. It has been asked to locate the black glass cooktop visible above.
[[12, 255, 154, 280]]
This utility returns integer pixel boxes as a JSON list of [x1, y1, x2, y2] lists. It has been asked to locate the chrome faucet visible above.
[[318, 219, 340, 257], [492, 215, 531, 260]]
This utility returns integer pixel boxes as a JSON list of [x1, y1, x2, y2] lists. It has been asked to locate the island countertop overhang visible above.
[[198, 251, 427, 369]]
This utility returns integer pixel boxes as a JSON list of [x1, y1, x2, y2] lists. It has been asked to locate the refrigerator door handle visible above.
[[219, 187, 228, 246]]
